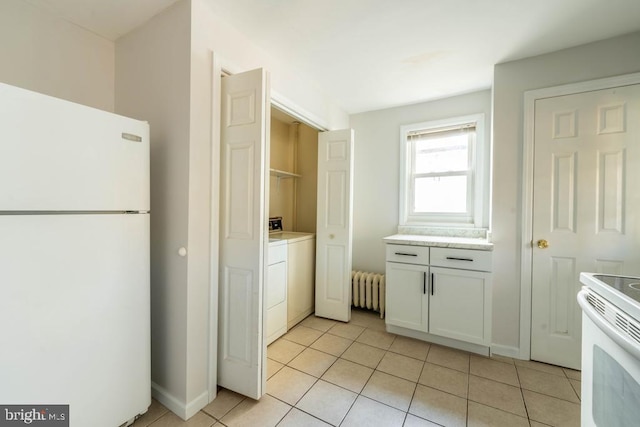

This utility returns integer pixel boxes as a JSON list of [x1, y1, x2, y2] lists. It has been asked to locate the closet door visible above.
[[315, 129, 354, 322], [218, 68, 270, 399]]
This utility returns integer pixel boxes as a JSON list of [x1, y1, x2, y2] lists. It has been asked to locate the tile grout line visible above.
[[217, 310, 582, 427], [270, 328, 327, 426], [278, 318, 366, 426], [279, 316, 469, 426], [513, 365, 583, 405], [466, 350, 471, 426], [514, 361, 532, 424], [144, 311, 549, 426], [407, 344, 430, 423], [283, 315, 414, 425]]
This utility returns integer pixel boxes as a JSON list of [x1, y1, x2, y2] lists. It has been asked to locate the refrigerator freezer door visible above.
[[0, 83, 149, 211], [0, 214, 151, 427]]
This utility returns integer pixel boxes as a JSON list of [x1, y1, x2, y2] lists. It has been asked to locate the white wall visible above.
[[115, 0, 197, 416], [188, 0, 348, 409], [492, 31, 640, 354], [191, 0, 349, 130], [113, 0, 350, 418], [296, 124, 319, 233], [349, 90, 492, 274], [269, 118, 296, 227], [268, 119, 318, 232], [0, 0, 114, 111]]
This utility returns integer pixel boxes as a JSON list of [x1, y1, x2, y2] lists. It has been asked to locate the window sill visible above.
[[383, 233, 493, 251], [397, 225, 490, 240]]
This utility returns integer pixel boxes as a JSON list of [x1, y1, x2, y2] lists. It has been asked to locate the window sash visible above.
[[408, 129, 474, 219], [399, 113, 485, 228], [409, 128, 474, 176], [409, 173, 473, 218]]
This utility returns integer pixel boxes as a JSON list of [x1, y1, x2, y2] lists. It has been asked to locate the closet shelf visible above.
[[270, 168, 301, 179]]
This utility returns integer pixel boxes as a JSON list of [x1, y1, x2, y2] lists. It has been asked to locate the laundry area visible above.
[[266, 107, 319, 344]]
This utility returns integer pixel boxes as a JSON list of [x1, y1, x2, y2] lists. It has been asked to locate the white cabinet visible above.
[[267, 241, 287, 345], [385, 262, 428, 332], [430, 247, 492, 271], [429, 266, 491, 345], [287, 237, 316, 329], [385, 243, 492, 352], [267, 232, 316, 333]]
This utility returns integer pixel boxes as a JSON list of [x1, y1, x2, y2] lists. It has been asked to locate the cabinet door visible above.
[[287, 239, 316, 329], [266, 261, 287, 345], [385, 262, 429, 332], [429, 267, 491, 345]]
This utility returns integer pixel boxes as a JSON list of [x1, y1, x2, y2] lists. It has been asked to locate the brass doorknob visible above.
[[537, 239, 549, 249]]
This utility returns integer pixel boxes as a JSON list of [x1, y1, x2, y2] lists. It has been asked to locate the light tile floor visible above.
[[133, 309, 581, 427]]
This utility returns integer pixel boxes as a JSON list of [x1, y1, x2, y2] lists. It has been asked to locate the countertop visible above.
[[383, 234, 493, 251], [269, 231, 315, 244]]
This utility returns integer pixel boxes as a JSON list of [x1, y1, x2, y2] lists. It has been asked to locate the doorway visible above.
[[215, 66, 355, 401], [521, 73, 640, 369], [267, 107, 319, 343]]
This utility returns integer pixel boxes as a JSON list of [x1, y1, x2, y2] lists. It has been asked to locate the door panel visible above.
[[531, 84, 640, 369], [315, 129, 354, 322], [385, 262, 429, 332], [218, 68, 269, 399], [430, 267, 490, 345]]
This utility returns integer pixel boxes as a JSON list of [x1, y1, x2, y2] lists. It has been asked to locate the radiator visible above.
[[351, 271, 385, 318]]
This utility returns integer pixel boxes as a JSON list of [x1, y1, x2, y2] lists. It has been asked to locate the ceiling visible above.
[[26, 0, 640, 114]]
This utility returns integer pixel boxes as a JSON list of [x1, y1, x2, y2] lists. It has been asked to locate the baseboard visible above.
[[386, 324, 490, 356], [151, 382, 209, 421], [287, 308, 314, 330], [185, 390, 209, 419], [490, 344, 522, 359]]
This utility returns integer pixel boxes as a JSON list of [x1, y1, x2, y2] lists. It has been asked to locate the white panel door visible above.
[[315, 129, 354, 322], [218, 68, 270, 399], [0, 214, 150, 427], [531, 84, 640, 369]]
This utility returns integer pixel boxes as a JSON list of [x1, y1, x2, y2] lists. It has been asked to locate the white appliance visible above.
[[578, 273, 640, 427], [266, 238, 287, 345], [0, 83, 151, 427]]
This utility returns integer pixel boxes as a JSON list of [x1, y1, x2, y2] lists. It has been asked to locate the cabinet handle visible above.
[[445, 256, 473, 262], [423, 272, 426, 294], [431, 273, 435, 295], [395, 252, 418, 257]]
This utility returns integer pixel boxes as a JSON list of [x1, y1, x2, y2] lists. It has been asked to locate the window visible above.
[[400, 114, 487, 227]]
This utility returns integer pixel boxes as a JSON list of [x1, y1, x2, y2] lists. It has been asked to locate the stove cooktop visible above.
[[580, 272, 640, 321], [593, 275, 640, 305]]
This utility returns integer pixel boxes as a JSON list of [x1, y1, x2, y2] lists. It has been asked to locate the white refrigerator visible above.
[[0, 83, 151, 426]]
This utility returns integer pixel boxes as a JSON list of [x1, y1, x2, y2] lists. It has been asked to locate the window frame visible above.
[[399, 113, 486, 228]]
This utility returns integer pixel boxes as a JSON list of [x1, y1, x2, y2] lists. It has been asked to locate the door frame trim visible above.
[[519, 71, 640, 360]]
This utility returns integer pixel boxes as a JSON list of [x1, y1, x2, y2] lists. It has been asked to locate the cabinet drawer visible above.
[[430, 247, 492, 272], [386, 244, 429, 264], [268, 242, 287, 265]]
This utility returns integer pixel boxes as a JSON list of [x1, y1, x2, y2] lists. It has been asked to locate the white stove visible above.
[[578, 272, 640, 427]]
